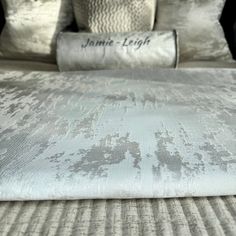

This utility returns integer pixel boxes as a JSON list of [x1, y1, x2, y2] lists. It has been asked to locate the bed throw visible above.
[[0, 68, 235, 200]]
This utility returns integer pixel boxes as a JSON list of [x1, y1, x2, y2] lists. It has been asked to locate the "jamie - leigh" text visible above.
[[81, 36, 151, 50]]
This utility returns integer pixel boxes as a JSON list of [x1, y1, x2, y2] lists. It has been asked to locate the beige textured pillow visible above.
[[73, 0, 156, 33], [0, 0, 73, 62], [154, 0, 232, 62]]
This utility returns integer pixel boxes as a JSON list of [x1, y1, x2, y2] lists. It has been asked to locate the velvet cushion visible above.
[[154, 0, 232, 62], [57, 31, 179, 71], [73, 0, 156, 33], [0, 0, 73, 62]]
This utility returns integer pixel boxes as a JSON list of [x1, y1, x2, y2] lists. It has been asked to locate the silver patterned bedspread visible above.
[[0, 69, 235, 200]]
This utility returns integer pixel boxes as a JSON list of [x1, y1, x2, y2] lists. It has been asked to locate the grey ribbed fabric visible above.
[[0, 197, 236, 235], [72, 0, 156, 32]]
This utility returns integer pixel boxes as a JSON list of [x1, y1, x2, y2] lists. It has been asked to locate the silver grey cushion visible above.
[[73, 0, 156, 32], [0, 0, 73, 62], [154, 0, 232, 62], [57, 31, 179, 71]]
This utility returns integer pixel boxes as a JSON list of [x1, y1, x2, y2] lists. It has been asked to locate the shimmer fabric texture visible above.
[[0, 69, 235, 201], [57, 31, 179, 71], [154, 0, 232, 62], [72, 0, 156, 32], [0, 0, 73, 62]]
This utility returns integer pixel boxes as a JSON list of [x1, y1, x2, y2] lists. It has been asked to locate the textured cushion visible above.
[[73, 0, 156, 32], [154, 0, 232, 62], [0, 0, 73, 62]]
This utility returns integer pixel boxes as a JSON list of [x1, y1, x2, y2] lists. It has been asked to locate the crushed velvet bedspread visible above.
[[0, 69, 235, 200]]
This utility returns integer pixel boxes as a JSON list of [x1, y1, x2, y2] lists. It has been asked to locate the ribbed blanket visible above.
[[0, 197, 236, 235]]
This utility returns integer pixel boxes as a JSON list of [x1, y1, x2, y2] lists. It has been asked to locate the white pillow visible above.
[[73, 0, 156, 33], [154, 0, 232, 62], [0, 0, 73, 62]]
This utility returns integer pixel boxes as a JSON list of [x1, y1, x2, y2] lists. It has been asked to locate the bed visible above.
[[0, 68, 235, 234]]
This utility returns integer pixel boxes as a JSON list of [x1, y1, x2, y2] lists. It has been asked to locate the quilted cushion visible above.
[[154, 0, 232, 62], [73, 0, 156, 33], [0, 0, 73, 62]]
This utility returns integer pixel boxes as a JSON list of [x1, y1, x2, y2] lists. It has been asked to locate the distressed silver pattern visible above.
[[0, 69, 236, 200], [155, 0, 232, 62], [0, 0, 73, 62]]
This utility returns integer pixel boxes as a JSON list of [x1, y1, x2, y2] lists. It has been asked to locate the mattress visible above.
[[0, 197, 236, 235], [0, 68, 235, 200]]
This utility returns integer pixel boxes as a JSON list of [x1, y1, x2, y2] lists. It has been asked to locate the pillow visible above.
[[57, 31, 179, 71], [154, 0, 233, 62], [0, 0, 73, 62], [73, 0, 156, 33]]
